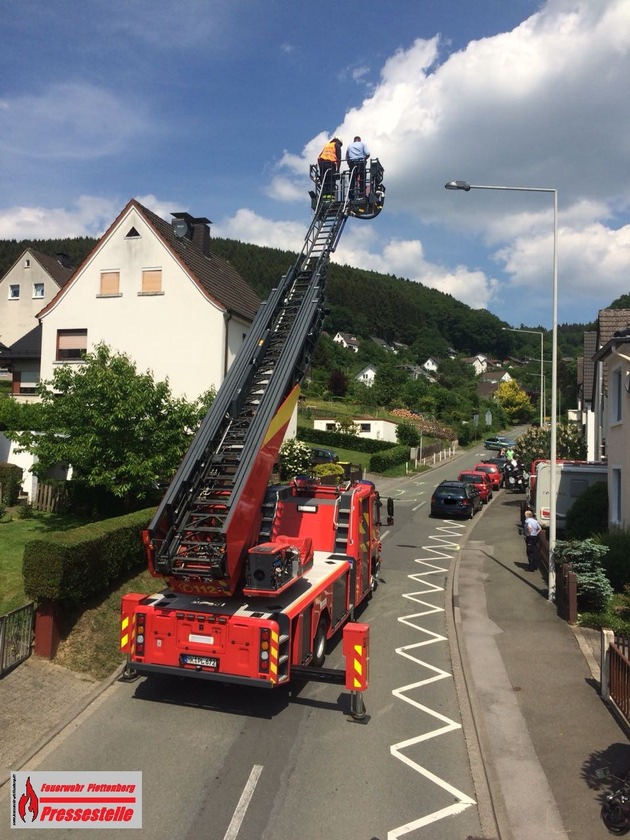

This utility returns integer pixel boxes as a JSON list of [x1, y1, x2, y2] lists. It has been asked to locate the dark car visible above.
[[483, 436, 516, 451], [430, 480, 482, 520], [309, 447, 339, 465]]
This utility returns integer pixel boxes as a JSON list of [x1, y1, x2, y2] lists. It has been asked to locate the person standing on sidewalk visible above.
[[523, 509, 541, 571]]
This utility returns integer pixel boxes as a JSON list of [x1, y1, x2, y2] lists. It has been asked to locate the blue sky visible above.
[[2, 0, 630, 329]]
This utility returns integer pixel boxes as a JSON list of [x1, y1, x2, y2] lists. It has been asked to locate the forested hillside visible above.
[[0, 235, 589, 360]]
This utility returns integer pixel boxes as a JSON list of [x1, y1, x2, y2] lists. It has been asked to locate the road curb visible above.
[[0, 664, 124, 789]]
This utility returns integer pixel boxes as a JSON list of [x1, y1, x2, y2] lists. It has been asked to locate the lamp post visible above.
[[502, 326, 545, 427], [445, 180, 558, 601]]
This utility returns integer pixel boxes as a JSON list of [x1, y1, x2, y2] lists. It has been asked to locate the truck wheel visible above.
[[312, 619, 328, 668]]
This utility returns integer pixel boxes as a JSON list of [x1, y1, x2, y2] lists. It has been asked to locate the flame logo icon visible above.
[[18, 776, 39, 823]]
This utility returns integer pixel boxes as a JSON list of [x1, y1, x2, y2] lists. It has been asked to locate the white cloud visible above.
[[0, 197, 119, 239], [214, 209, 306, 251]]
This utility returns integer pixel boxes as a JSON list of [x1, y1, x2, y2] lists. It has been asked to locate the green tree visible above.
[[494, 380, 534, 424], [396, 421, 421, 447], [9, 343, 204, 511]]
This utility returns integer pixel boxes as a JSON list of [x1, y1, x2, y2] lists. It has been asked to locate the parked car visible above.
[[483, 436, 516, 451], [430, 480, 482, 520], [473, 462, 502, 491], [458, 470, 493, 503], [309, 447, 339, 465], [481, 456, 508, 474]]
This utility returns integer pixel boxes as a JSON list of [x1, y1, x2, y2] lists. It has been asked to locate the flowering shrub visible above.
[[279, 438, 312, 481]]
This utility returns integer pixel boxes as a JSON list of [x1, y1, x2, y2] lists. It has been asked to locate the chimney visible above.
[[171, 212, 212, 256], [190, 217, 212, 256]]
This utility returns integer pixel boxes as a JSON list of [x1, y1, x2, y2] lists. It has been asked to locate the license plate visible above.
[[182, 654, 219, 668]]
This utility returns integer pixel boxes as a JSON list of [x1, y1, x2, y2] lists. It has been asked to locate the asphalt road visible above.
[[1, 446, 498, 840]]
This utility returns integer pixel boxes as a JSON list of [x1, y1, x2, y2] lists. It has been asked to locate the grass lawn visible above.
[[0, 510, 89, 615]]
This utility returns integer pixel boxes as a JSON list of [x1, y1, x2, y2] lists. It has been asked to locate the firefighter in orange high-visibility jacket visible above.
[[317, 137, 343, 199]]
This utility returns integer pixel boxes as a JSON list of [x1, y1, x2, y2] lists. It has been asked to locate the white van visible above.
[[528, 460, 607, 530]]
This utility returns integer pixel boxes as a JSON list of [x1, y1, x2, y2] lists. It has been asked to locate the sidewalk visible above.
[[455, 491, 630, 840]]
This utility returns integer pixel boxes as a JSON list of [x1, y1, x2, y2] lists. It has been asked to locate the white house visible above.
[[422, 357, 439, 373], [313, 417, 398, 443], [356, 364, 377, 387], [37, 201, 260, 400], [0, 249, 73, 349], [593, 327, 630, 528], [463, 354, 488, 376], [333, 332, 359, 353]]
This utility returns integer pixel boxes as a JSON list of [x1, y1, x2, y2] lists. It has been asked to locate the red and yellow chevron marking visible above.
[[120, 614, 136, 654], [353, 643, 367, 689], [268, 629, 279, 684]]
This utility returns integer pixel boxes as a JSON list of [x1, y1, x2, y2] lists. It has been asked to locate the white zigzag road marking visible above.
[[389, 520, 476, 839]]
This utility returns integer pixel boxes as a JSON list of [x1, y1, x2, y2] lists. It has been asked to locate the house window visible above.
[[611, 366, 622, 424], [100, 271, 120, 296], [18, 371, 38, 395], [612, 468, 622, 525], [325, 423, 336, 431], [33, 283, 44, 299], [360, 423, 371, 433], [23, 259, 30, 268], [56, 329, 87, 361], [141, 269, 162, 294], [8, 284, 19, 300]]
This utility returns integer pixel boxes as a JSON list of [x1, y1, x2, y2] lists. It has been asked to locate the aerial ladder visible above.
[[122, 160, 387, 699], [145, 160, 385, 598]]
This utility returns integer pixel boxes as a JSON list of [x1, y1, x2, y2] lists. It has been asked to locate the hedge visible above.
[[0, 462, 23, 506], [369, 445, 411, 472], [23, 507, 155, 606], [297, 426, 398, 454]]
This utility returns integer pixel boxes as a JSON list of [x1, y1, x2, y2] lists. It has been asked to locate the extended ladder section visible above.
[[147, 164, 384, 590]]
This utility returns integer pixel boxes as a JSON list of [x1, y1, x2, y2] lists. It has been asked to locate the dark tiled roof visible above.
[[137, 202, 259, 322], [7, 325, 42, 359], [31, 250, 74, 287]]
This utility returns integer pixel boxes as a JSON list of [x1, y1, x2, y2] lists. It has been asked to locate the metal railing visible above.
[[0, 603, 34, 677], [601, 630, 630, 730]]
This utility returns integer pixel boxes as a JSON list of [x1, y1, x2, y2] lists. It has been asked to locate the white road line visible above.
[[411, 500, 426, 511], [388, 521, 475, 839], [380, 529, 391, 541], [223, 764, 263, 840]]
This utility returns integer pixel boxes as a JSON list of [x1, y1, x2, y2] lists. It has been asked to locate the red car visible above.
[[458, 470, 493, 503], [473, 462, 502, 491]]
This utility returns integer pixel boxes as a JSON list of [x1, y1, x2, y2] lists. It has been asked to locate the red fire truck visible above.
[[121, 161, 390, 690]]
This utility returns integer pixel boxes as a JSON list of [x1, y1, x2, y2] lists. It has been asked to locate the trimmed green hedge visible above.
[[23, 507, 155, 606], [0, 462, 23, 506], [297, 426, 397, 454], [369, 445, 411, 472]]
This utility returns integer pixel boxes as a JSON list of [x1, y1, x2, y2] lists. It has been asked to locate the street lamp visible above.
[[502, 326, 545, 427], [445, 180, 558, 601]]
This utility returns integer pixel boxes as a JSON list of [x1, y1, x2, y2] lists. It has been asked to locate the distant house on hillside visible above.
[[422, 357, 439, 373], [333, 332, 359, 352], [36, 200, 259, 400], [0, 248, 73, 348], [356, 364, 377, 387], [463, 354, 488, 376], [370, 336, 391, 353]]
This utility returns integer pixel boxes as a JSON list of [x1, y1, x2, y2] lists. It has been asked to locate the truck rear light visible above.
[[136, 613, 146, 656], [259, 628, 271, 672]]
